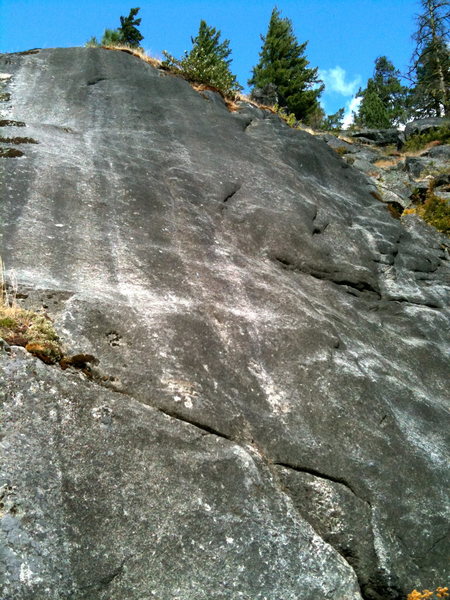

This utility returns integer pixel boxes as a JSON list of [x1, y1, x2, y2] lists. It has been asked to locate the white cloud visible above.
[[320, 66, 361, 97], [342, 96, 362, 129]]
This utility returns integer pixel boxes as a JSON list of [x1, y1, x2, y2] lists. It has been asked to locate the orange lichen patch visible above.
[[25, 341, 62, 364], [408, 589, 449, 600]]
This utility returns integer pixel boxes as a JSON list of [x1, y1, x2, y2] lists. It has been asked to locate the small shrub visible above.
[[162, 21, 242, 100], [403, 189, 450, 235], [0, 258, 63, 363], [404, 125, 450, 152], [273, 103, 298, 128], [334, 146, 349, 156]]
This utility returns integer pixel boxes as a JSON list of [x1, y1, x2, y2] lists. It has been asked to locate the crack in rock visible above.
[[274, 462, 368, 505], [271, 256, 381, 298]]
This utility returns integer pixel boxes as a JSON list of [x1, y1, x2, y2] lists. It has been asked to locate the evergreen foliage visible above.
[[248, 8, 323, 123], [322, 107, 345, 131], [162, 20, 242, 97], [101, 28, 124, 46], [355, 57, 409, 128], [119, 7, 144, 48], [409, 0, 450, 116], [85, 7, 143, 48]]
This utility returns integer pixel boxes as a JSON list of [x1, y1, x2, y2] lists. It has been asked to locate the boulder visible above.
[[404, 117, 450, 140], [424, 143, 450, 160], [348, 128, 402, 146], [249, 82, 278, 107], [0, 47, 449, 600]]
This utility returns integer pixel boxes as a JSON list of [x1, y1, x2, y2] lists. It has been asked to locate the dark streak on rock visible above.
[[0, 147, 24, 158], [87, 77, 107, 86], [222, 185, 240, 204], [0, 136, 38, 144], [0, 120, 26, 127]]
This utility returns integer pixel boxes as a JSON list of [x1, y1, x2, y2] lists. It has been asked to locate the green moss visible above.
[[0, 306, 63, 363], [0, 316, 17, 328]]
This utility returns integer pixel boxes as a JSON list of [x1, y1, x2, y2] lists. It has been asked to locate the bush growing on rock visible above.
[[403, 125, 450, 151], [0, 258, 63, 363], [162, 20, 242, 98]]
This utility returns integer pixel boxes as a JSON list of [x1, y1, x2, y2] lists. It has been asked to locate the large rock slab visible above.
[[1, 48, 449, 600]]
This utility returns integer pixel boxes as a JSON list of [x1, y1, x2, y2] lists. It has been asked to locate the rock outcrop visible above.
[[0, 48, 449, 600]]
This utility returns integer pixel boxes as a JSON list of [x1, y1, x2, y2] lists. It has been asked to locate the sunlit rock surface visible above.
[[0, 48, 449, 600]]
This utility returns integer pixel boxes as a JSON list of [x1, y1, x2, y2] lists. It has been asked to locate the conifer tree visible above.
[[101, 28, 124, 46], [119, 7, 144, 48], [355, 80, 391, 128], [162, 20, 242, 97], [355, 56, 409, 127], [322, 107, 345, 131], [248, 8, 323, 123], [409, 0, 449, 117]]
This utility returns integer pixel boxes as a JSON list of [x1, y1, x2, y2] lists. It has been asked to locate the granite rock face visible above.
[[0, 48, 449, 600]]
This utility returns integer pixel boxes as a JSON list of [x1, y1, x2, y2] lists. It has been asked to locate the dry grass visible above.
[[101, 44, 161, 68], [373, 158, 402, 168]]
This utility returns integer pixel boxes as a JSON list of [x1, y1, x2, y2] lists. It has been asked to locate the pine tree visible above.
[[101, 28, 124, 46], [162, 20, 242, 97], [85, 8, 143, 48], [409, 0, 450, 116], [322, 107, 345, 131], [355, 80, 391, 128], [118, 7, 144, 48], [248, 8, 323, 123], [355, 57, 409, 128]]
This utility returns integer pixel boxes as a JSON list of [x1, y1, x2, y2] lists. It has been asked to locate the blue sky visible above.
[[0, 0, 420, 122]]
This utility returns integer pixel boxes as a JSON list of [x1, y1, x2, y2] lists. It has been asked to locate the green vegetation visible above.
[[162, 20, 242, 98], [322, 107, 345, 131], [0, 258, 63, 364], [403, 124, 450, 151], [404, 189, 450, 235], [85, 7, 143, 48], [85, 3, 449, 127], [248, 7, 323, 124], [409, 0, 450, 118], [273, 104, 298, 128], [355, 56, 409, 128], [118, 7, 143, 47]]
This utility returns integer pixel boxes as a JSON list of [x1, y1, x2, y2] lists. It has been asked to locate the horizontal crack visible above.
[[386, 297, 441, 309], [271, 256, 381, 297], [273, 461, 370, 505]]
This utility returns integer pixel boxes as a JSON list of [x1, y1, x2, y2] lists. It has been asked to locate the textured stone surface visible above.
[[0, 48, 449, 600], [404, 117, 450, 139], [348, 128, 402, 147]]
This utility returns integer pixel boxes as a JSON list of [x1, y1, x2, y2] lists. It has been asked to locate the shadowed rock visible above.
[[0, 47, 449, 600]]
